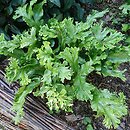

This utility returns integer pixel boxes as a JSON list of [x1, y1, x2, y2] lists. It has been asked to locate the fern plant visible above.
[[0, 1, 128, 129], [119, 3, 130, 44], [0, 0, 28, 61]]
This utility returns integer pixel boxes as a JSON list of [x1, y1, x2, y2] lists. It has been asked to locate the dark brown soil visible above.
[[70, 63, 130, 130], [58, 1, 130, 129], [60, 1, 130, 129], [0, 1, 130, 130], [0, 59, 130, 130]]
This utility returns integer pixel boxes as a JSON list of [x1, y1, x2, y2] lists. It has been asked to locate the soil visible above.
[[58, 1, 130, 130], [0, 61, 130, 130], [63, 63, 130, 130], [0, 0, 130, 130]]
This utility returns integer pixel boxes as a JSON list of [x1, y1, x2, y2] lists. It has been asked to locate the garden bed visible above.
[[0, 61, 130, 130], [0, 66, 74, 130], [0, 0, 130, 130]]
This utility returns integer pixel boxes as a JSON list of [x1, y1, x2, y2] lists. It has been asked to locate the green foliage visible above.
[[74, 75, 95, 101], [0, 0, 28, 61], [34, 84, 73, 112], [46, 0, 94, 21], [119, 3, 130, 44], [0, 0, 95, 40], [122, 24, 130, 32], [0, 9, 128, 129], [0, 0, 27, 39], [125, 0, 130, 4], [122, 23, 130, 44], [83, 117, 94, 130], [12, 78, 41, 124], [119, 3, 130, 15], [49, 0, 61, 7], [13, 0, 46, 30], [13, 0, 95, 24], [91, 89, 127, 129]]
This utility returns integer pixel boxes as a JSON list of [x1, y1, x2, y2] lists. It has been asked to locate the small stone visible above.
[[65, 114, 82, 122], [117, 126, 123, 130]]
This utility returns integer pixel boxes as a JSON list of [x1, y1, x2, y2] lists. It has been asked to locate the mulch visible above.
[[0, 65, 74, 130]]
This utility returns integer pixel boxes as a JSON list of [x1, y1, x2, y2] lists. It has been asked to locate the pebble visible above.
[[117, 126, 124, 130]]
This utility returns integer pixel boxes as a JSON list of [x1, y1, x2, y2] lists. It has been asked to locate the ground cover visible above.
[[0, 0, 130, 130]]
